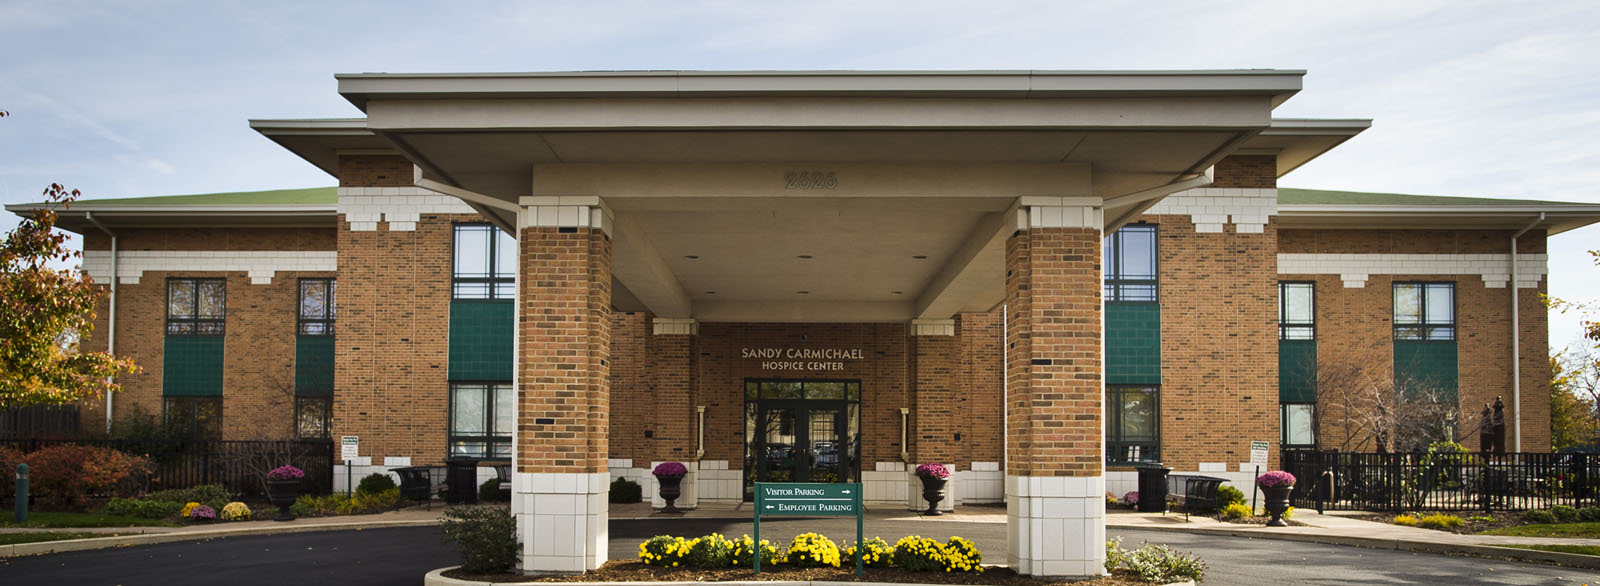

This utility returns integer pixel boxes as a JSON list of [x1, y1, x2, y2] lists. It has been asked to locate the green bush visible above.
[[1220, 502, 1254, 520], [641, 535, 691, 567], [1392, 514, 1418, 526], [101, 497, 184, 519], [783, 532, 841, 568], [1105, 537, 1129, 574], [1123, 543, 1206, 583], [687, 533, 735, 568], [844, 536, 893, 568], [1216, 484, 1247, 509], [1552, 505, 1580, 523], [891, 536, 946, 572], [1579, 507, 1600, 522], [146, 484, 229, 505], [610, 477, 642, 503], [1416, 514, 1464, 530], [1467, 515, 1496, 523], [729, 534, 779, 568], [1522, 509, 1557, 524], [440, 505, 518, 574], [357, 473, 397, 495], [942, 536, 982, 572], [479, 478, 510, 503]]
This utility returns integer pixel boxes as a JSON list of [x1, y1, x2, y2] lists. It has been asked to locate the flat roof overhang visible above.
[[1277, 205, 1600, 236]]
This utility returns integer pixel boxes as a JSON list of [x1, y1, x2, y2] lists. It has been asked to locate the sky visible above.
[[2, 0, 1599, 349]]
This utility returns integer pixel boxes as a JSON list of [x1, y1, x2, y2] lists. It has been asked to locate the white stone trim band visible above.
[[1278, 253, 1548, 288], [652, 318, 699, 336], [518, 196, 614, 236], [1146, 187, 1277, 233], [909, 318, 956, 337], [1013, 197, 1103, 229], [511, 472, 609, 573], [1007, 474, 1105, 579], [337, 186, 475, 231], [82, 250, 336, 285]]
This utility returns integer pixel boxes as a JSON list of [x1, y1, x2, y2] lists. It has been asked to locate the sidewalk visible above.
[[0, 508, 444, 557]]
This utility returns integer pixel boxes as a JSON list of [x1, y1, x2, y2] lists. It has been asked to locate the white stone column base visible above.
[[695, 460, 743, 503], [512, 472, 609, 574], [1006, 474, 1106, 579], [648, 461, 699, 509], [907, 466, 959, 512]]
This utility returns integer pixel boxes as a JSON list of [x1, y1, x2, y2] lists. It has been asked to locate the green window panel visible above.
[[449, 300, 515, 381], [163, 336, 223, 396], [1279, 341, 1317, 403], [1106, 302, 1161, 385], [1394, 340, 1458, 401], [295, 335, 335, 396]]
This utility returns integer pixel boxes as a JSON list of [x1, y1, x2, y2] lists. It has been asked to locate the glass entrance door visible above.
[[744, 380, 860, 501]]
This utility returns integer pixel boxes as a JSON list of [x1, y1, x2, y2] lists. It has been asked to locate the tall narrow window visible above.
[[1106, 386, 1160, 464], [1104, 224, 1157, 302], [298, 278, 336, 336], [164, 396, 222, 440], [1394, 283, 1455, 340], [166, 278, 226, 335], [449, 383, 514, 458], [1279, 282, 1315, 340], [295, 397, 331, 439], [1281, 404, 1316, 448], [452, 224, 516, 299]]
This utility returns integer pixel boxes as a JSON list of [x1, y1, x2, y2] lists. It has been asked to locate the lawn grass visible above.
[[1498, 544, 1600, 556], [1480, 522, 1600, 539], [0, 532, 109, 546], [0, 511, 175, 529]]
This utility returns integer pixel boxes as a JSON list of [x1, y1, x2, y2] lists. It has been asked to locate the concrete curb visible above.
[[423, 566, 1195, 586], [0, 518, 440, 558], [1112, 523, 1600, 570]]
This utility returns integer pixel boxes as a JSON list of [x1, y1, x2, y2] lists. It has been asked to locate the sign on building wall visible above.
[[741, 347, 864, 372]]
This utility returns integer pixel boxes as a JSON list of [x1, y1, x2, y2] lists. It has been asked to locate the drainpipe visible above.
[[1510, 213, 1544, 453], [84, 212, 117, 434]]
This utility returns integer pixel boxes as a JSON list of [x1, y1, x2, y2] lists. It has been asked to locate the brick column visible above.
[[1005, 199, 1105, 578], [908, 318, 960, 511], [512, 197, 612, 574], [648, 317, 699, 509]]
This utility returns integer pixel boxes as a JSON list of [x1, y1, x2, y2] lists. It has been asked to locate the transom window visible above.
[[452, 224, 516, 299], [1281, 403, 1316, 448], [166, 278, 225, 335], [298, 278, 336, 336], [164, 396, 222, 440], [295, 397, 331, 439], [449, 383, 514, 458], [1107, 386, 1160, 465], [1279, 282, 1315, 340], [1104, 224, 1157, 302], [1394, 282, 1455, 340]]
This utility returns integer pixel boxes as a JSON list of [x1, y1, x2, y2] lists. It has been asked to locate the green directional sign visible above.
[[753, 482, 864, 576]]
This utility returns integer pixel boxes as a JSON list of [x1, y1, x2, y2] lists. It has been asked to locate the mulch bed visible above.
[[1209, 514, 1308, 527], [444, 561, 1151, 585], [1352, 510, 1526, 534]]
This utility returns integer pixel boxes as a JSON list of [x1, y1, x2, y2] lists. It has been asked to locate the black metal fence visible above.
[[1283, 449, 1597, 513], [0, 405, 81, 439], [2, 438, 334, 498]]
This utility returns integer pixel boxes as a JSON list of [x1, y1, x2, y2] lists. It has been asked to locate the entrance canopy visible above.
[[255, 70, 1350, 322]]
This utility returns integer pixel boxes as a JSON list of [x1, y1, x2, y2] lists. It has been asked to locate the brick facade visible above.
[[516, 227, 611, 475]]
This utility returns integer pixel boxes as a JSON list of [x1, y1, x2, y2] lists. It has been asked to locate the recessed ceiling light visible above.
[[912, 255, 927, 259], [797, 255, 813, 259], [684, 255, 700, 259], [705, 291, 716, 295], [892, 291, 904, 295], [797, 290, 810, 295]]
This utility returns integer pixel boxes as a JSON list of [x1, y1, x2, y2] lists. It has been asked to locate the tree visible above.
[[1549, 355, 1593, 450], [1312, 341, 1467, 452], [0, 183, 138, 408]]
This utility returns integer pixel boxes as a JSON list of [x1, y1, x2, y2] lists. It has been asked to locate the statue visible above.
[[1491, 396, 1507, 453], [1478, 402, 1493, 453]]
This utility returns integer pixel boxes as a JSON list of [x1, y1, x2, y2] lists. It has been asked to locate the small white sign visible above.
[[341, 436, 360, 461], [1249, 441, 1270, 468]]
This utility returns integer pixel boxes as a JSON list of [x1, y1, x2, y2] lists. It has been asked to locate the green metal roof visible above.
[[1277, 187, 1582, 207], [70, 186, 336, 206]]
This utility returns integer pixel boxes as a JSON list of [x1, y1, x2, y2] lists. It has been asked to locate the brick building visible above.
[[11, 70, 1600, 578]]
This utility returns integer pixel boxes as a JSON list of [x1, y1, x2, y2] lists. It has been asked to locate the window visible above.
[[295, 397, 331, 439], [449, 383, 513, 458], [1394, 282, 1455, 340], [1279, 282, 1315, 340], [1107, 386, 1159, 464], [1104, 224, 1157, 302], [164, 396, 222, 440], [1281, 403, 1315, 447], [452, 224, 516, 299], [298, 279, 336, 336], [166, 278, 225, 335]]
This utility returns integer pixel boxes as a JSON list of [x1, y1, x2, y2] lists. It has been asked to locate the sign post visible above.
[[1249, 440, 1269, 513], [341, 436, 359, 495], [752, 482, 863, 576]]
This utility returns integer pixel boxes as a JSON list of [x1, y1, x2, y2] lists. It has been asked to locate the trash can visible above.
[[445, 457, 479, 505], [1136, 462, 1171, 512]]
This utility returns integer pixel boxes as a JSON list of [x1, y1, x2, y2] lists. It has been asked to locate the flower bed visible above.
[[442, 561, 1159, 585]]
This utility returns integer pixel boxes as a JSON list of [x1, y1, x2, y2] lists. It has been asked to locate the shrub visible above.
[[479, 478, 510, 503], [1221, 502, 1254, 520], [891, 536, 946, 572], [180, 502, 202, 517], [439, 505, 517, 574], [652, 462, 687, 477], [221, 502, 251, 521], [1417, 514, 1463, 530], [1105, 537, 1129, 573], [22, 444, 149, 508], [1122, 491, 1139, 506], [844, 536, 893, 568], [1216, 484, 1247, 509], [101, 497, 183, 519], [1467, 515, 1496, 523], [783, 532, 841, 568], [357, 473, 396, 495], [1522, 509, 1557, 524], [610, 477, 643, 503], [1392, 514, 1419, 526], [347, 488, 401, 513], [1552, 505, 1580, 523], [640, 535, 692, 567], [146, 484, 229, 506], [1579, 507, 1600, 522], [687, 533, 734, 568], [729, 534, 779, 568], [1256, 470, 1296, 488], [0, 447, 21, 495], [914, 462, 951, 480], [1124, 543, 1206, 583], [188, 504, 217, 520], [943, 536, 983, 572], [1104, 492, 1120, 509]]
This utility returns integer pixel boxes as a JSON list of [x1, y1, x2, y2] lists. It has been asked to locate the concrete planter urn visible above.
[[653, 461, 688, 513], [265, 465, 306, 522], [1257, 470, 1297, 527], [915, 462, 951, 516]]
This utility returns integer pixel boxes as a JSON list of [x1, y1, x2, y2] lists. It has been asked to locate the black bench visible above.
[[1167, 473, 1228, 513], [394, 466, 436, 510]]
